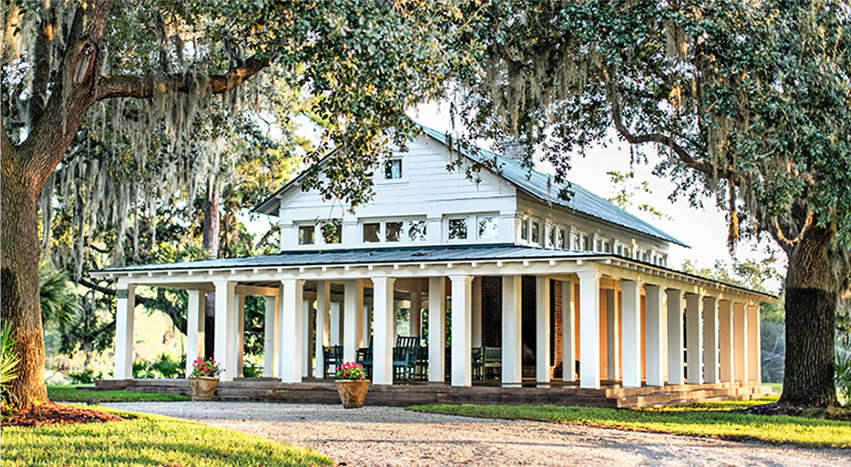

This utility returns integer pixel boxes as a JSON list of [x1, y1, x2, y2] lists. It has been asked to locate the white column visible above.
[[471, 277, 482, 347], [186, 290, 205, 377], [605, 288, 619, 380], [114, 283, 136, 380], [666, 288, 685, 385], [578, 271, 601, 389], [302, 299, 313, 377], [502, 275, 522, 386], [214, 281, 236, 382], [373, 276, 396, 385], [264, 296, 279, 377], [747, 304, 761, 382], [410, 291, 422, 338], [703, 296, 719, 384], [234, 294, 245, 378], [363, 303, 371, 343], [343, 279, 364, 362], [428, 277, 446, 383], [451, 275, 474, 387], [279, 279, 304, 383], [733, 302, 749, 382], [329, 302, 342, 345], [314, 281, 330, 378], [685, 292, 703, 384], [718, 299, 734, 383], [644, 284, 664, 387], [620, 279, 642, 388], [536, 276, 551, 384], [561, 280, 576, 383]]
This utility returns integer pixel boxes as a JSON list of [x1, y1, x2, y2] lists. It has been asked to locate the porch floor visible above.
[[94, 378, 772, 408]]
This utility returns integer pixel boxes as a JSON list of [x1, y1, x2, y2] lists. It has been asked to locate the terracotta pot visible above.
[[335, 379, 370, 408], [188, 376, 219, 401]]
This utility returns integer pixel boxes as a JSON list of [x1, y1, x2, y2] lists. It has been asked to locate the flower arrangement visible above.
[[190, 358, 223, 378], [335, 362, 366, 381]]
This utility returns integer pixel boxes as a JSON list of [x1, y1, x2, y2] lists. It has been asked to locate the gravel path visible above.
[[108, 402, 849, 467]]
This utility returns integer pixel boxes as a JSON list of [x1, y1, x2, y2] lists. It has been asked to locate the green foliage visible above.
[[190, 357, 222, 378], [0, 322, 20, 408], [335, 362, 366, 381], [410, 399, 851, 448], [38, 259, 81, 329], [241, 361, 263, 378], [47, 385, 189, 403], [606, 171, 669, 220], [1, 408, 333, 466], [66, 368, 108, 385], [135, 354, 186, 379], [836, 350, 851, 407]]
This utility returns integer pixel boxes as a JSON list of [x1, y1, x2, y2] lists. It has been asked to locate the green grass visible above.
[[2, 407, 333, 467], [48, 385, 190, 402], [409, 396, 851, 449]]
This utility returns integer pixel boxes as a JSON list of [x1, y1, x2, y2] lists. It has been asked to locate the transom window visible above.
[[384, 159, 403, 180], [477, 215, 499, 239]]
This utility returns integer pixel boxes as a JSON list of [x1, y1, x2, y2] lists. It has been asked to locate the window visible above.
[[641, 251, 648, 262], [520, 219, 529, 241], [582, 235, 590, 251], [572, 234, 581, 250], [386, 222, 403, 242], [298, 225, 315, 245], [408, 220, 427, 242], [595, 238, 603, 252], [477, 216, 498, 239], [448, 218, 468, 240], [615, 243, 624, 256], [363, 223, 381, 243], [557, 229, 566, 249], [548, 226, 555, 247], [604, 241, 612, 253], [321, 220, 342, 244], [531, 222, 540, 244], [384, 159, 403, 180]]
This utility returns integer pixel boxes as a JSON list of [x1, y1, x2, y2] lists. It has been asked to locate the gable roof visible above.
[[253, 127, 687, 248]]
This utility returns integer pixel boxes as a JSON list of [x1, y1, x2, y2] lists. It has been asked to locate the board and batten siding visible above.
[[278, 135, 518, 249]]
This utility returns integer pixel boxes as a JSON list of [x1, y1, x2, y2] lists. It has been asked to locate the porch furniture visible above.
[[472, 346, 502, 381], [357, 338, 374, 379], [393, 336, 420, 380], [323, 345, 343, 378], [414, 346, 429, 380]]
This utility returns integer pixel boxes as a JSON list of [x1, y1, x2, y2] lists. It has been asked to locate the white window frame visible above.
[[361, 217, 427, 244], [446, 216, 471, 242], [297, 223, 317, 246], [377, 155, 407, 183], [476, 214, 500, 241]]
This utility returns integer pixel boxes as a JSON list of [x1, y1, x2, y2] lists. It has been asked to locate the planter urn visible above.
[[335, 379, 370, 408], [188, 376, 219, 401]]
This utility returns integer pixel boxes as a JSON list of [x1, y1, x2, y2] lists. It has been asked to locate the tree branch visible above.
[[95, 55, 271, 101]]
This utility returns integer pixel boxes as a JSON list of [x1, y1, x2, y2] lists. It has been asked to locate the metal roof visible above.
[[419, 127, 688, 247]]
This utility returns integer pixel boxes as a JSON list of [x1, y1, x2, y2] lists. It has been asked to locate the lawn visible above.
[[2, 407, 333, 467], [409, 396, 851, 449], [48, 384, 190, 402]]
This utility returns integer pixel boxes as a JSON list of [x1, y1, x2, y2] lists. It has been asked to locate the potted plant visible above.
[[335, 362, 369, 408], [188, 358, 223, 401]]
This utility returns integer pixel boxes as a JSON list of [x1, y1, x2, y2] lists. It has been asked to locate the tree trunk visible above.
[[780, 222, 838, 406], [202, 178, 220, 360], [1, 153, 49, 409]]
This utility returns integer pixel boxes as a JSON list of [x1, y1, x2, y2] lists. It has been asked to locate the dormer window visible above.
[[321, 220, 342, 244], [408, 220, 427, 241], [531, 221, 540, 244], [386, 221, 403, 242], [557, 229, 566, 249], [448, 218, 468, 240], [520, 219, 529, 241], [477, 215, 498, 239], [363, 223, 381, 243], [384, 158, 403, 180], [298, 225, 315, 245]]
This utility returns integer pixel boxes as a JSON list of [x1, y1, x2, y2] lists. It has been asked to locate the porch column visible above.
[[410, 291, 422, 338], [330, 302, 342, 345], [536, 276, 551, 384], [264, 295, 279, 377], [620, 279, 642, 388], [214, 281, 236, 382], [733, 302, 749, 382], [279, 279, 304, 383], [450, 275, 474, 387], [302, 299, 314, 377], [718, 299, 734, 383], [363, 303, 372, 344], [747, 304, 761, 382], [502, 275, 522, 386], [666, 288, 685, 385], [114, 283, 136, 380], [605, 288, 619, 381], [471, 277, 482, 347], [578, 271, 601, 389], [185, 290, 205, 377], [344, 280, 365, 362], [428, 277, 447, 383], [703, 296, 719, 384], [561, 280, 576, 383], [644, 284, 664, 387], [314, 281, 330, 378], [234, 293, 245, 378], [373, 276, 396, 385], [685, 292, 703, 384]]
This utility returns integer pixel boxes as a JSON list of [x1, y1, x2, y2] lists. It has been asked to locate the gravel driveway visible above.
[[108, 402, 849, 467]]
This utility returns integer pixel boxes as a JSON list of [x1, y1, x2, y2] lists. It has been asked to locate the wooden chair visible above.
[[357, 337, 374, 379], [472, 346, 502, 381], [323, 345, 343, 378], [392, 336, 420, 380]]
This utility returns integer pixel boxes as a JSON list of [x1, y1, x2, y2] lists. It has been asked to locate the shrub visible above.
[[67, 368, 106, 384], [835, 349, 851, 406], [242, 361, 263, 378], [1, 322, 21, 409]]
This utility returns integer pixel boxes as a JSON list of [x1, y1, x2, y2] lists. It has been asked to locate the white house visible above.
[[93, 127, 772, 393]]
